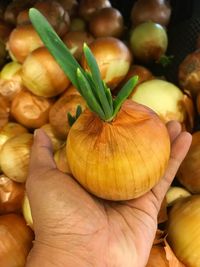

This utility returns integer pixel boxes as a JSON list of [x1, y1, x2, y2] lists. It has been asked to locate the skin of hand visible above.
[[25, 121, 192, 267]]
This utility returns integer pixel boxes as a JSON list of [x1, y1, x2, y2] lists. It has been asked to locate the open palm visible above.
[[26, 121, 191, 267]]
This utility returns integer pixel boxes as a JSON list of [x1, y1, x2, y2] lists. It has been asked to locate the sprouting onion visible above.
[[29, 8, 170, 200]]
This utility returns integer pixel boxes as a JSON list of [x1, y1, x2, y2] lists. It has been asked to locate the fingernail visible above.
[[34, 129, 38, 137]]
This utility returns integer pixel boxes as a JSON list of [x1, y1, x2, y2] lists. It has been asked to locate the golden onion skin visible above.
[[167, 195, 200, 267], [67, 100, 170, 200]]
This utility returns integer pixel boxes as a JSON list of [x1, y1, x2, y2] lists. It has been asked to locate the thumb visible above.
[[28, 129, 56, 179]]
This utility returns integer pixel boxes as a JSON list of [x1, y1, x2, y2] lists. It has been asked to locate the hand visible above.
[[25, 121, 192, 267]]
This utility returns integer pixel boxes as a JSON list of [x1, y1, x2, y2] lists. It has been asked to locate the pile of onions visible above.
[[0, 175, 25, 214], [0, 213, 34, 267], [130, 79, 194, 130], [11, 89, 54, 129], [167, 195, 200, 267], [89, 7, 124, 38], [177, 131, 200, 193], [130, 0, 171, 27], [0, 133, 33, 183], [21, 47, 70, 97], [81, 37, 132, 89], [7, 24, 43, 63], [129, 21, 168, 63]]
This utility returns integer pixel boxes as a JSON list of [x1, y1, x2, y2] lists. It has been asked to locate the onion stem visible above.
[[29, 8, 138, 121]]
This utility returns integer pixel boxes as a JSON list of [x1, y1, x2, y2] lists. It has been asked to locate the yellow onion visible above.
[[54, 144, 71, 174], [22, 47, 70, 97], [166, 186, 191, 207], [130, 79, 194, 131], [0, 61, 23, 101], [63, 84, 80, 97], [41, 124, 64, 152], [49, 91, 87, 139], [176, 131, 200, 193], [0, 96, 10, 129], [81, 37, 132, 89], [7, 24, 43, 63], [197, 93, 200, 114], [89, 7, 124, 38], [78, 0, 111, 21], [167, 195, 200, 267], [0, 133, 33, 183], [0, 213, 34, 267], [67, 100, 170, 200], [146, 245, 169, 266], [0, 175, 25, 214], [22, 194, 33, 230], [0, 122, 28, 152], [62, 30, 94, 61], [11, 89, 54, 129]]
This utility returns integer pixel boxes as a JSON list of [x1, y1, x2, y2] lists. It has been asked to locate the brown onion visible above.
[[7, 24, 43, 63], [89, 7, 124, 38], [0, 175, 25, 214], [0, 133, 33, 183], [11, 89, 54, 129], [62, 30, 94, 61], [41, 124, 64, 152], [167, 195, 200, 267], [131, 0, 171, 27], [64, 84, 80, 97], [54, 144, 71, 174], [79, 0, 111, 21], [81, 37, 132, 89], [22, 47, 70, 97], [49, 92, 87, 139], [0, 122, 28, 152], [0, 96, 10, 129], [179, 49, 200, 96], [197, 93, 200, 114], [0, 213, 34, 267], [177, 131, 200, 193]]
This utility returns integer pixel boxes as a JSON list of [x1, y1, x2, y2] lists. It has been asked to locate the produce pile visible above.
[[0, 0, 199, 266]]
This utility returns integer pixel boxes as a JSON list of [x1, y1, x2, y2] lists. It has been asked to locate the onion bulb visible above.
[[130, 79, 194, 130], [41, 124, 64, 152], [11, 89, 54, 129], [0, 175, 25, 214], [78, 0, 111, 21], [7, 24, 43, 63], [22, 47, 70, 97], [176, 131, 200, 193], [67, 100, 170, 200], [64, 84, 80, 97], [49, 92, 87, 139], [69, 17, 86, 32], [81, 37, 132, 89], [167, 195, 200, 267], [62, 30, 94, 61], [130, 21, 168, 63], [166, 186, 191, 207], [0, 213, 34, 267], [197, 93, 200, 114], [178, 50, 200, 96], [0, 133, 33, 183], [0, 96, 10, 129], [130, 0, 171, 27], [54, 144, 71, 174], [0, 122, 28, 152], [22, 194, 33, 230], [89, 7, 124, 38]]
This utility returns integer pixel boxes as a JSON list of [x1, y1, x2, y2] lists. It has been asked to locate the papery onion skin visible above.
[[41, 124, 64, 152], [146, 245, 169, 267], [0, 96, 10, 129], [49, 92, 87, 139], [0, 133, 33, 183], [0, 213, 34, 267], [0, 122, 28, 152], [167, 195, 200, 267], [89, 7, 124, 38], [22, 47, 70, 97], [11, 89, 54, 129], [130, 79, 189, 127], [54, 144, 71, 174], [81, 37, 132, 89], [67, 100, 170, 200], [7, 24, 43, 63], [177, 131, 200, 193], [0, 175, 25, 214]]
